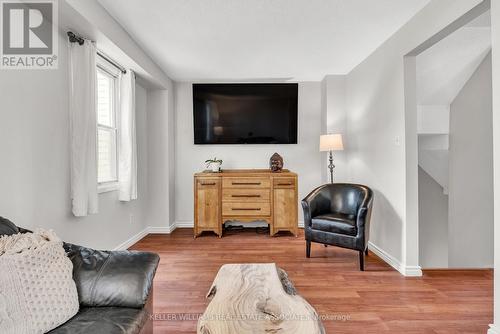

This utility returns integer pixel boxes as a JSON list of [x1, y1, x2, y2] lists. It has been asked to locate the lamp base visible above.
[[328, 151, 335, 184]]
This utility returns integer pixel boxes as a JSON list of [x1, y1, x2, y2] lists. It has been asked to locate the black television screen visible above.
[[193, 83, 298, 144]]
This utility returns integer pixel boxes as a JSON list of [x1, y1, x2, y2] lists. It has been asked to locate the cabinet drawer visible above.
[[222, 177, 270, 189], [273, 177, 296, 188], [222, 189, 270, 202], [197, 178, 220, 187], [222, 202, 271, 216]]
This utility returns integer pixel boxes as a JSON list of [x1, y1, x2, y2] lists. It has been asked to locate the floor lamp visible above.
[[320, 134, 344, 183]]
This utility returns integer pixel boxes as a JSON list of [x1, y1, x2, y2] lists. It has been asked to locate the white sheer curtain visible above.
[[119, 70, 138, 201], [69, 40, 98, 216]]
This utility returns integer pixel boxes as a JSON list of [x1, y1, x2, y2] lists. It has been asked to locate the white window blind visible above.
[[96, 64, 119, 185]]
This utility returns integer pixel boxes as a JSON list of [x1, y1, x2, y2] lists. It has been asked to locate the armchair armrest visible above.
[[64, 243, 159, 309], [355, 191, 374, 228], [301, 185, 332, 226], [356, 207, 368, 228], [355, 195, 373, 243]]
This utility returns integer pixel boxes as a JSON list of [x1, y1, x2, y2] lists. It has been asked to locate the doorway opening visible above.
[[404, 3, 493, 270]]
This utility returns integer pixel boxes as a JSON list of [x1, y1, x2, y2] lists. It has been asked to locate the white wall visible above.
[[448, 52, 493, 268], [344, 0, 482, 274], [62, 0, 172, 89], [417, 105, 450, 134], [146, 89, 176, 230], [321, 75, 348, 183], [174, 82, 322, 224], [418, 167, 449, 268], [490, 0, 500, 331], [0, 31, 150, 250], [0, 0, 178, 249]]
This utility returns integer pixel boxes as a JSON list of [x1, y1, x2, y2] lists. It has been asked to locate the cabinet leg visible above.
[[359, 251, 365, 271]]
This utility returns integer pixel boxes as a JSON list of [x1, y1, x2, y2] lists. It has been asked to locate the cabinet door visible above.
[[196, 179, 220, 229], [273, 187, 297, 229]]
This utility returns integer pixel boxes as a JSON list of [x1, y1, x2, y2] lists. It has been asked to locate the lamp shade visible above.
[[320, 134, 344, 151]]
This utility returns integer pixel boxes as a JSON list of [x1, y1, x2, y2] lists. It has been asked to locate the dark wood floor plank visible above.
[[130, 228, 492, 333]]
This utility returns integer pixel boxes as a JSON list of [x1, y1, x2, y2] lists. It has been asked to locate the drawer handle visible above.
[[277, 183, 293, 186], [232, 207, 261, 211], [231, 194, 261, 198], [232, 182, 261, 185], [200, 182, 216, 186]]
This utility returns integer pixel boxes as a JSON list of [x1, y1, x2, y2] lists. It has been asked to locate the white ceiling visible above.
[[417, 11, 491, 106], [98, 0, 430, 81]]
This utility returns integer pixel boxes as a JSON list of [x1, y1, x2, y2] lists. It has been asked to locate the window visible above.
[[96, 56, 120, 191]]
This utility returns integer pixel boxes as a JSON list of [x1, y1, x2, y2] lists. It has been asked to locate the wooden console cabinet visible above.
[[194, 169, 298, 237]]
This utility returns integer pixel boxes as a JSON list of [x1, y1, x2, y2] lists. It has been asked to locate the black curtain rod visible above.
[[97, 51, 127, 74], [67, 31, 127, 74]]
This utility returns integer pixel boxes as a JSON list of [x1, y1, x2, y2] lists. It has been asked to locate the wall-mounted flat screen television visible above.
[[193, 83, 298, 144]]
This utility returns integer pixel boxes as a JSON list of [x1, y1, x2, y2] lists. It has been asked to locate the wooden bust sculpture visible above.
[[270, 153, 283, 172]]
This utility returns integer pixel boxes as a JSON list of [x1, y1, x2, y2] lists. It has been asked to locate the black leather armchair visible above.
[[0, 217, 159, 334], [302, 183, 373, 271]]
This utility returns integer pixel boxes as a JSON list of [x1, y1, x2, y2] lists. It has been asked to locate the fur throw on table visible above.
[[0, 229, 79, 334]]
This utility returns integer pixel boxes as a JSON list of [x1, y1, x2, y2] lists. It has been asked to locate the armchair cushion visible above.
[[64, 243, 159, 309], [311, 213, 357, 236]]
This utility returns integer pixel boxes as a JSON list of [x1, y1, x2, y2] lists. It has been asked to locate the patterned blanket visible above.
[[0, 229, 79, 334]]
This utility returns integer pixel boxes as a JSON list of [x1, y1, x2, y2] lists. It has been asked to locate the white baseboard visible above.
[[113, 228, 149, 250], [173, 221, 194, 228], [114, 225, 176, 250], [126, 220, 297, 242], [114, 225, 174, 250], [489, 325, 500, 334], [148, 225, 175, 234], [401, 265, 423, 277], [368, 241, 402, 272], [368, 241, 422, 277]]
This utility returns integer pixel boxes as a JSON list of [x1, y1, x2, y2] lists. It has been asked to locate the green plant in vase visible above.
[[205, 157, 223, 172]]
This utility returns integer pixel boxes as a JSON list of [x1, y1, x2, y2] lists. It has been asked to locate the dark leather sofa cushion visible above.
[[48, 307, 148, 334], [65, 243, 159, 309], [311, 213, 357, 236], [0, 216, 19, 235]]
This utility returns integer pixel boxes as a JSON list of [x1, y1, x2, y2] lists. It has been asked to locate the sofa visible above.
[[0, 217, 159, 334]]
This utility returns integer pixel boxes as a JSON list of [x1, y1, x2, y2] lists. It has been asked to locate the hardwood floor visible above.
[[130, 228, 493, 334]]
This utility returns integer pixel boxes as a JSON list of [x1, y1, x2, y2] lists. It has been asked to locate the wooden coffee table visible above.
[[197, 263, 325, 333]]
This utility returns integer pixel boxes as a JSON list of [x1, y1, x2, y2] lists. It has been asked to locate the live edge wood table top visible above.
[[197, 263, 325, 334], [193, 169, 299, 238]]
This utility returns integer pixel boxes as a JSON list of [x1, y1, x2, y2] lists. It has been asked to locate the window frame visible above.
[[96, 55, 121, 193]]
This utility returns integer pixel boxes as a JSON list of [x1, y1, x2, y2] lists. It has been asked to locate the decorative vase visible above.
[[209, 162, 221, 172]]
